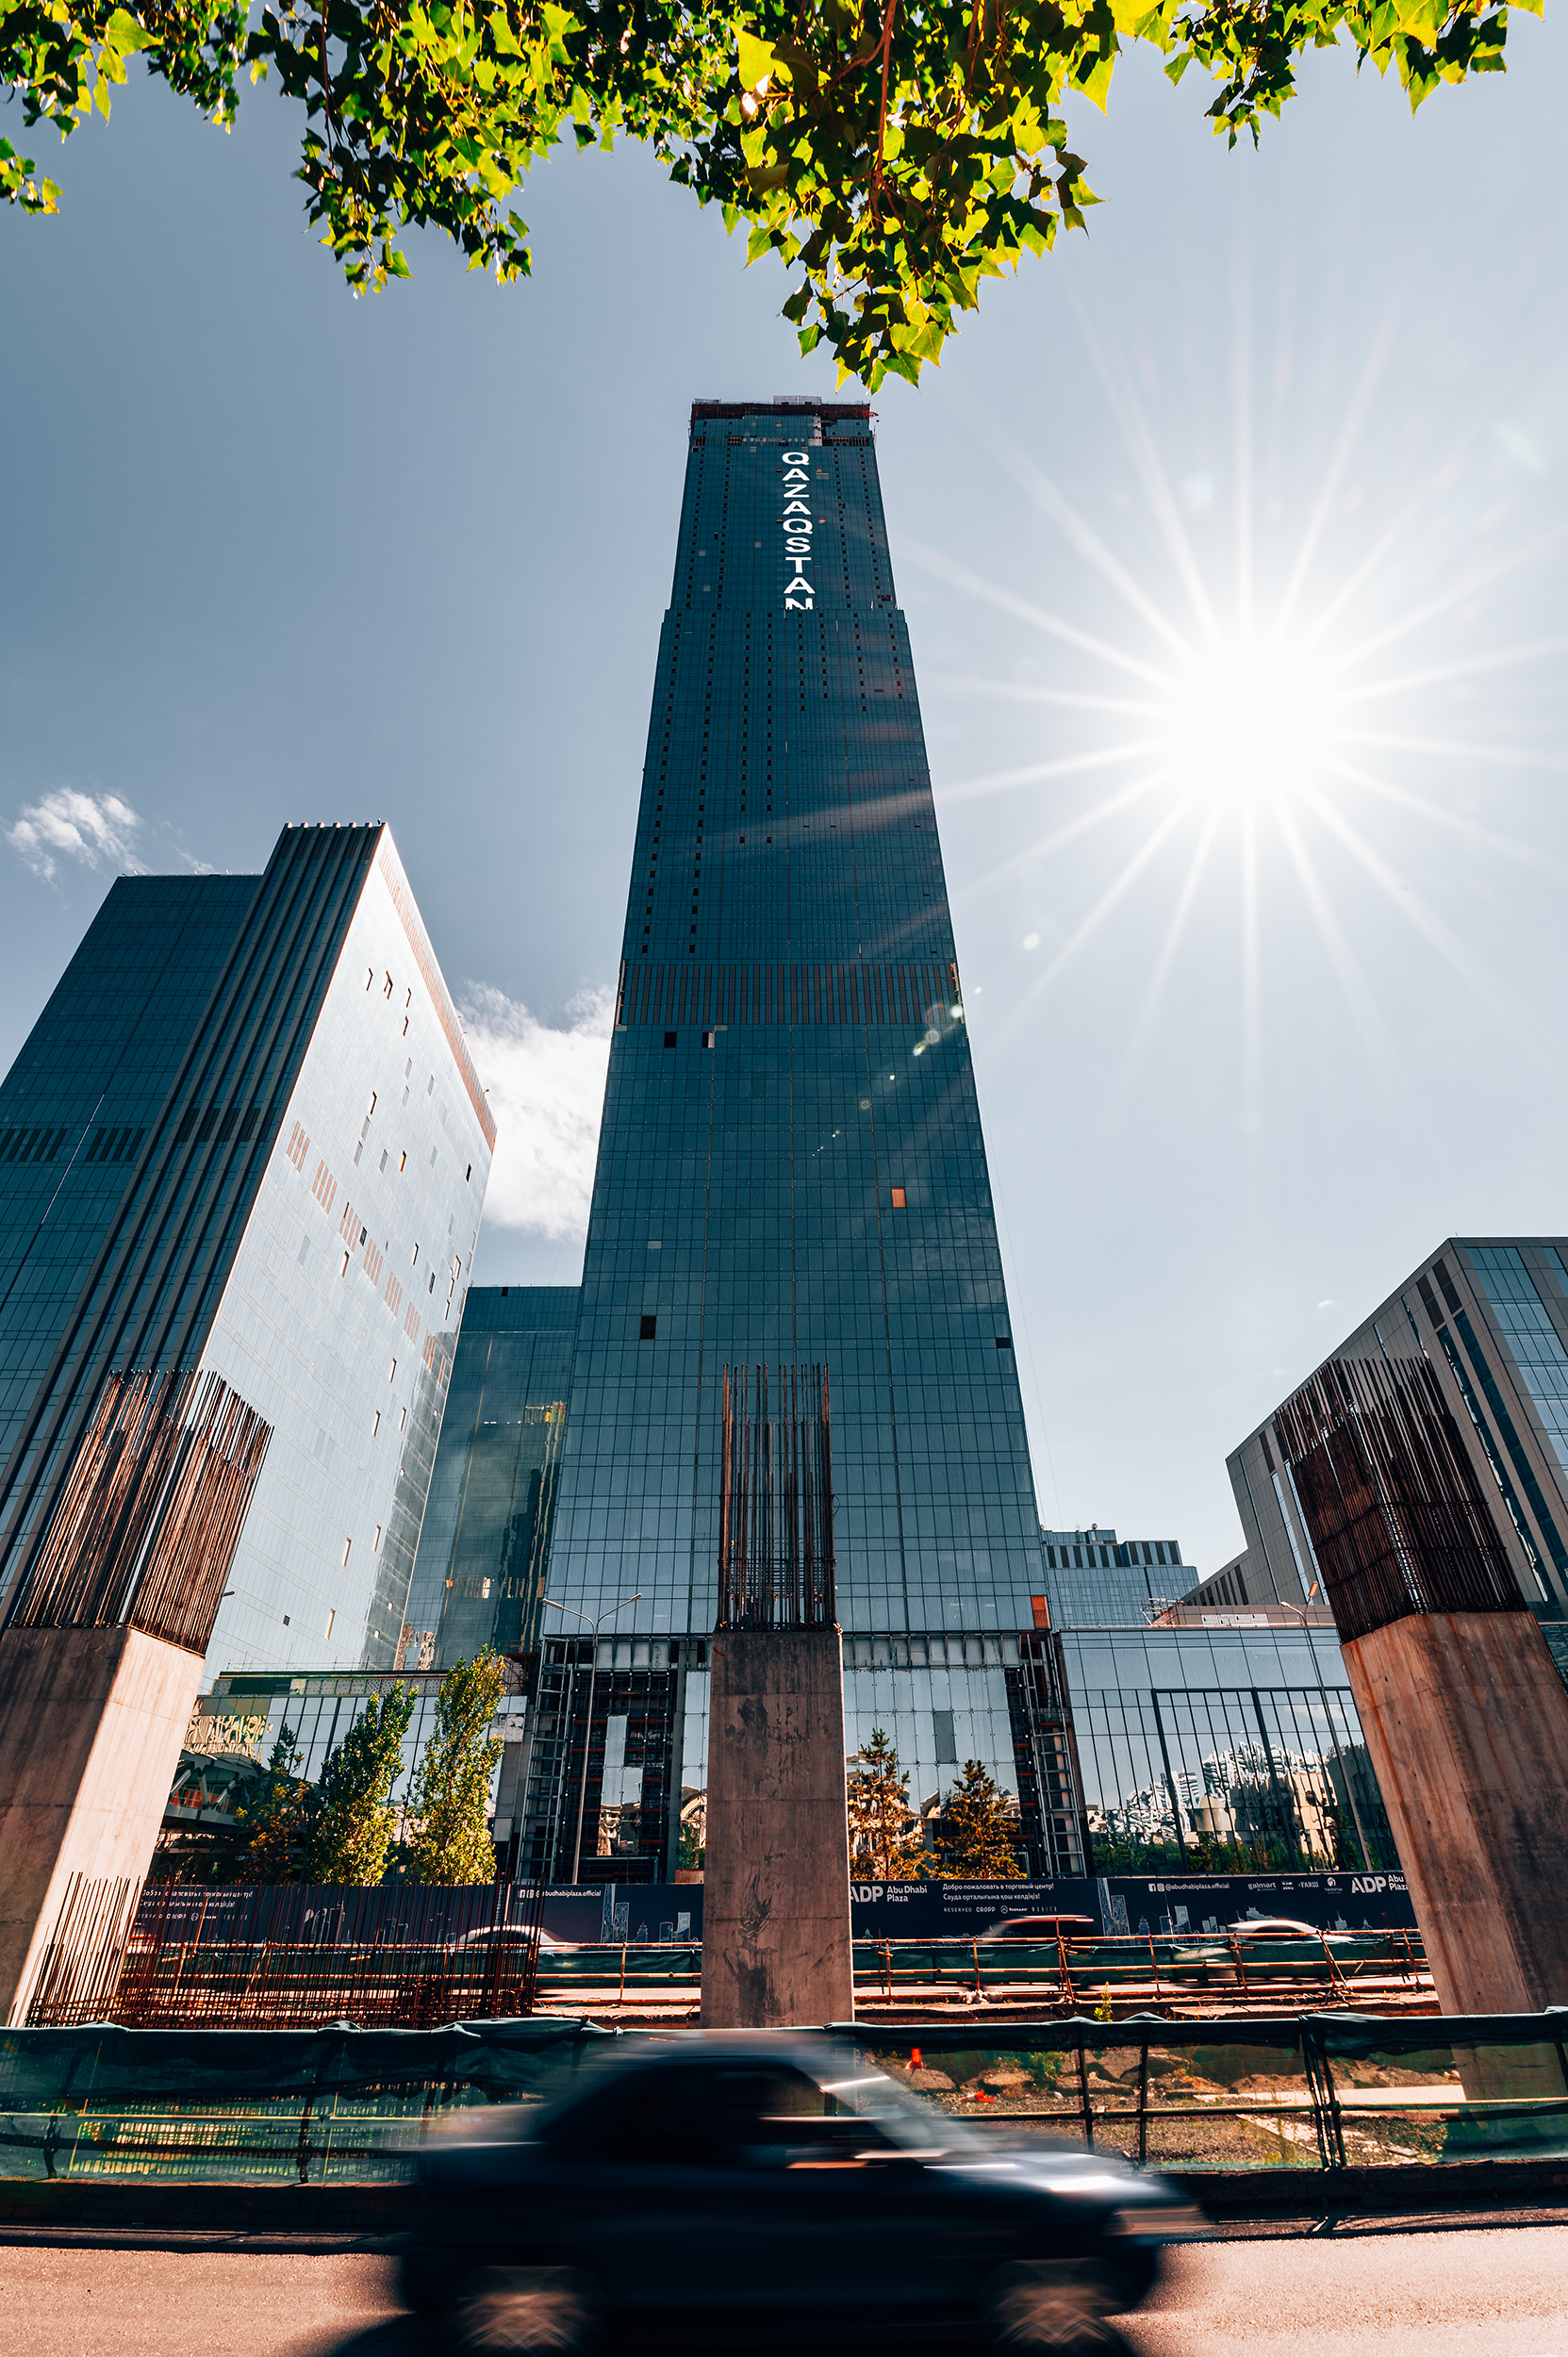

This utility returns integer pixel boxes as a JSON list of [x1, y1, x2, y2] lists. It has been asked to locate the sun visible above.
[[1160, 632, 1334, 813], [906, 303, 1548, 1074]]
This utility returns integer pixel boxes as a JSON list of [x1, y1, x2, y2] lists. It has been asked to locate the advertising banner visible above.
[[545, 1868, 1417, 1944]]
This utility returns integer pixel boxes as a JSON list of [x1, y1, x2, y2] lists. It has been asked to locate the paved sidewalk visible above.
[[0, 2224, 1564, 2357]]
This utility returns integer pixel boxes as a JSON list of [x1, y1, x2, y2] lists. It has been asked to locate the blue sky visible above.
[[4, 14, 1566, 1574]]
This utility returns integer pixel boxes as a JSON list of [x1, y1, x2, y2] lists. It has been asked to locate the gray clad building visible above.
[[1223, 1238, 1568, 1681], [1219, 1239, 1568, 2008], [0, 824, 492, 2019]]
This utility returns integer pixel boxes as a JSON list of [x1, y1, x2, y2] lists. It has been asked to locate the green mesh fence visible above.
[[0, 2018, 610, 2184], [2, 2012, 1564, 2184]]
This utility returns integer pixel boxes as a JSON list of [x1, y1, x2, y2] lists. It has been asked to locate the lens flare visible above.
[[906, 295, 1551, 1087]]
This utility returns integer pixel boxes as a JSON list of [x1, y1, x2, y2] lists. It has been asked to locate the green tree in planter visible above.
[[304, 1685, 416, 1885], [927, 1758, 1025, 1880], [407, 1649, 507, 1884]]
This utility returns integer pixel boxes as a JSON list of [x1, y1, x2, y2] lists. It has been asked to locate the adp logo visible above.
[[851, 1884, 888, 1903], [1349, 1873, 1409, 1894]]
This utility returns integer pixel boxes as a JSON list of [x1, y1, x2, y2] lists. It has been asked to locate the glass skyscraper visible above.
[[520, 399, 1081, 1884], [0, 823, 493, 1682]]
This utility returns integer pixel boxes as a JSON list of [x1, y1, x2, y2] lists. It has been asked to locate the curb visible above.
[[4, 2157, 1568, 2243]]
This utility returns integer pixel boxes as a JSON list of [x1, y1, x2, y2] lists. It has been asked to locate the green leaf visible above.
[[104, 8, 156, 51], [735, 26, 783, 91]]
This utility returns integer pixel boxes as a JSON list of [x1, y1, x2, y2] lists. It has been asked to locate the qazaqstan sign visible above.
[[781, 446, 815, 611]]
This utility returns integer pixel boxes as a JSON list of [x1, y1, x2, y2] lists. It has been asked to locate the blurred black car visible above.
[[403, 2036, 1199, 2354]]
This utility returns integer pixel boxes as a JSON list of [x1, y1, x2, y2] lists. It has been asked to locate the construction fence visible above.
[[25, 1876, 1433, 2029], [1, 2013, 1564, 2185]]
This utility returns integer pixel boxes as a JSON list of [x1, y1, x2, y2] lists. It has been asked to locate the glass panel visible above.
[[1328, 2036, 1568, 2165]]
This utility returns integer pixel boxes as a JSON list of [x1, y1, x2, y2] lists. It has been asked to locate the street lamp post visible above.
[[543, 1591, 643, 1884]]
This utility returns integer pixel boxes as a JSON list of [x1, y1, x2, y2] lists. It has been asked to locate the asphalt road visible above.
[[0, 2227, 1563, 2357]]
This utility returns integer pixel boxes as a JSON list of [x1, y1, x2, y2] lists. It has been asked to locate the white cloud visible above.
[[461, 981, 614, 1240], [7, 788, 147, 882]]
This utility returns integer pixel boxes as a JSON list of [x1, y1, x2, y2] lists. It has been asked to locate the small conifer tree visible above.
[[304, 1685, 416, 1885], [407, 1649, 506, 1884], [927, 1759, 1026, 1880], [236, 1722, 312, 1885], [847, 1727, 925, 1881]]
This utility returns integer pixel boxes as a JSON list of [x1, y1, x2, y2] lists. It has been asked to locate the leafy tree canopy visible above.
[[304, 1682, 416, 1885], [1, 0, 1537, 386], [406, 1647, 507, 1884], [236, 1720, 314, 1885], [847, 1724, 925, 1879], [927, 1755, 1025, 1878]]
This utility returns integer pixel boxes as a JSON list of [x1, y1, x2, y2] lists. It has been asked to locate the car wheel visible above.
[[982, 2261, 1133, 2355], [444, 2266, 602, 2357]]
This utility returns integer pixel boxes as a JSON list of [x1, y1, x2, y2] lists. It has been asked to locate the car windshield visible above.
[[817, 2067, 980, 2151], [523, 2051, 982, 2165]]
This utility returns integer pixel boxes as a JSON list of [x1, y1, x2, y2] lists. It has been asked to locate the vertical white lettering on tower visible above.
[[781, 446, 814, 611]]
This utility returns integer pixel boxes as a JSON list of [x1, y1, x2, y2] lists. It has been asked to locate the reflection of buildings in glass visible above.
[[401, 1285, 578, 1672], [517, 400, 1073, 1884], [664, 1626, 1086, 1884], [1061, 1622, 1398, 1873], [1101, 1740, 1363, 1860], [0, 823, 492, 1680], [189, 1666, 526, 1834]]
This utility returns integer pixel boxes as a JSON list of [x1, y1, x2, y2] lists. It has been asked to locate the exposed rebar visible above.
[[718, 1362, 834, 1630]]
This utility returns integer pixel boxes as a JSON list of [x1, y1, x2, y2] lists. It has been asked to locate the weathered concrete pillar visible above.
[[700, 1625, 852, 2027], [1344, 1609, 1568, 2014], [0, 1624, 202, 2025]]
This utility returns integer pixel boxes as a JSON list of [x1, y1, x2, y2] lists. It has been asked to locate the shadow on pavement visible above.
[[277, 2313, 436, 2357]]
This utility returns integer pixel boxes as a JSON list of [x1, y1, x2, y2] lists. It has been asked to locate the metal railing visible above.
[[848, 2015, 1568, 2171], [25, 1874, 1434, 2029], [2, 2014, 1564, 2184]]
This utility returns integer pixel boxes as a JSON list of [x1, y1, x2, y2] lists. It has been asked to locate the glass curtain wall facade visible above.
[[1062, 1623, 1399, 1877], [402, 1284, 579, 1671], [199, 1668, 527, 1802], [0, 824, 494, 1682], [523, 398, 1075, 1882], [0, 875, 260, 1476]]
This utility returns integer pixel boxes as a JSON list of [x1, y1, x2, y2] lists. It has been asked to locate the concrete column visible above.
[[700, 1625, 852, 2027], [1344, 1608, 1568, 2013], [0, 1623, 203, 2025]]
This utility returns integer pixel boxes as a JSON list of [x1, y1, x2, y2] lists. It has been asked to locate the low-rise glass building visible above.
[[1039, 1525, 1200, 1629], [1061, 1616, 1398, 1876]]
